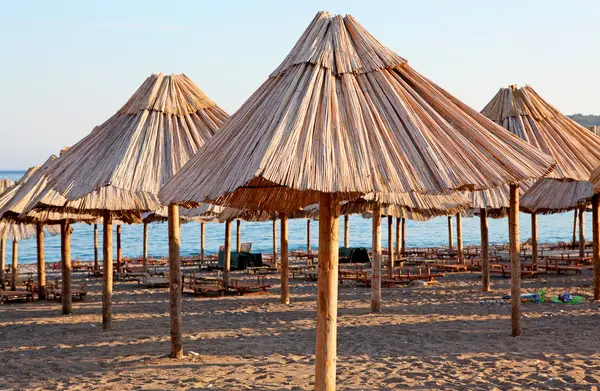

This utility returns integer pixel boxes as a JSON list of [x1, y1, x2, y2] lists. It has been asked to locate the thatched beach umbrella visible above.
[[28, 73, 229, 332], [159, 12, 554, 387], [481, 85, 600, 314], [0, 161, 94, 306]]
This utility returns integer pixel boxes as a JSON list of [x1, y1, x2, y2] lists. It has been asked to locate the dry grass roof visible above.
[[159, 12, 555, 213], [467, 181, 533, 218], [143, 204, 223, 224], [39, 73, 229, 213], [520, 179, 592, 214], [0, 179, 14, 194], [481, 85, 600, 181], [0, 158, 98, 224]]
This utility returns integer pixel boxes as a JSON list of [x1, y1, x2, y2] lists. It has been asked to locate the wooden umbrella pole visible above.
[[307, 219, 311, 255], [314, 193, 340, 391], [143, 222, 149, 270], [236, 219, 241, 252], [61, 220, 72, 315], [200, 222, 205, 263], [224, 219, 232, 287], [456, 213, 463, 264], [401, 218, 406, 255], [509, 184, 521, 337], [447, 215, 454, 251], [116, 225, 122, 273], [371, 203, 382, 313], [0, 239, 5, 289], [593, 194, 600, 301], [395, 217, 400, 258], [93, 224, 98, 273], [572, 210, 578, 248], [11, 240, 18, 291], [579, 207, 585, 257], [167, 203, 183, 359], [531, 213, 538, 269], [37, 223, 46, 300], [387, 216, 394, 278], [272, 219, 278, 268], [480, 209, 490, 292], [102, 211, 113, 331], [344, 215, 349, 248], [280, 212, 290, 304]]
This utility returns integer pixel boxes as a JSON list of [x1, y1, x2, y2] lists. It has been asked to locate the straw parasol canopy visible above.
[[142, 204, 222, 224], [520, 179, 592, 214], [34, 73, 229, 216], [0, 157, 98, 224], [159, 13, 554, 213], [157, 11, 556, 386], [467, 182, 533, 219], [0, 179, 14, 194], [481, 85, 600, 182]]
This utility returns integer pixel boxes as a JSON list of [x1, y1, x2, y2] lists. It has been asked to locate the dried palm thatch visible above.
[[589, 126, 600, 136], [481, 85, 600, 181], [0, 157, 98, 224], [520, 179, 592, 214], [159, 12, 555, 213], [468, 181, 533, 218], [216, 206, 311, 223], [142, 204, 222, 224], [35, 73, 229, 214], [0, 179, 14, 194]]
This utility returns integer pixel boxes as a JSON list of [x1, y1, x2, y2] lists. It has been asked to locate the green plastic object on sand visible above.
[[520, 289, 546, 303], [550, 292, 584, 304]]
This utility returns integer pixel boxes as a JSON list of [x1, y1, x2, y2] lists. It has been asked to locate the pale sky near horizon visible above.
[[0, 0, 598, 169]]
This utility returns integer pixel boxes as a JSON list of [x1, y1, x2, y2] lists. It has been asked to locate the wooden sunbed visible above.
[[47, 284, 88, 301], [435, 260, 469, 272], [229, 276, 271, 295], [544, 259, 591, 274], [394, 267, 444, 282], [489, 264, 541, 278], [184, 278, 228, 296], [0, 290, 34, 304]]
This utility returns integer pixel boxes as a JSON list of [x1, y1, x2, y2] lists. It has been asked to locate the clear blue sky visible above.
[[0, 0, 598, 169]]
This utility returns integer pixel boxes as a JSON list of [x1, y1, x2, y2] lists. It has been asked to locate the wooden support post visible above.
[[168, 203, 183, 359], [0, 239, 5, 289], [143, 222, 149, 270], [447, 215, 453, 251], [102, 211, 113, 331], [579, 207, 586, 257], [61, 220, 72, 315], [11, 240, 17, 291], [116, 225, 122, 273], [272, 219, 278, 268], [480, 209, 490, 292], [307, 219, 311, 254], [387, 216, 394, 278], [93, 223, 99, 273], [401, 218, 406, 254], [371, 203, 382, 313], [593, 194, 600, 301], [236, 219, 241, 252], [37, 223, 46, 300], [344, 215, 349, 248], [573, 210, 578, 248], [509, 184, 521, 337], [456, 213, 463, 264], [224, 219, 232, 287], [531, 213, 538, 269], [280, 212, 289, 304], [314, 193, 340, 391], [395, 217, 401, 258], [200, 222, 205, 262]]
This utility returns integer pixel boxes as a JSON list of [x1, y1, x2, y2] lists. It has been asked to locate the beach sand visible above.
[[1, 268, 600, 390]]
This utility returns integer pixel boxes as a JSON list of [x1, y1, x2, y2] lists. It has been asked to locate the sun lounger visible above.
[[184, 277, 228, 296], [490, 264, 541, 278], [228, 276, 271, 295], [435, 260, 469, 272], [394, 267, 444, 282], [0, 290, 34, 304], [140, 274, 170, 288], [46, 283, 88, 301]]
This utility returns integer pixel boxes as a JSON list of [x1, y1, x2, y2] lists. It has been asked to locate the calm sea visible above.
[[0, 171, 586, 265]]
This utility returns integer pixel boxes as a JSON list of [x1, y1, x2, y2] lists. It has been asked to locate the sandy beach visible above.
[[2, 266, 600, 391]]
